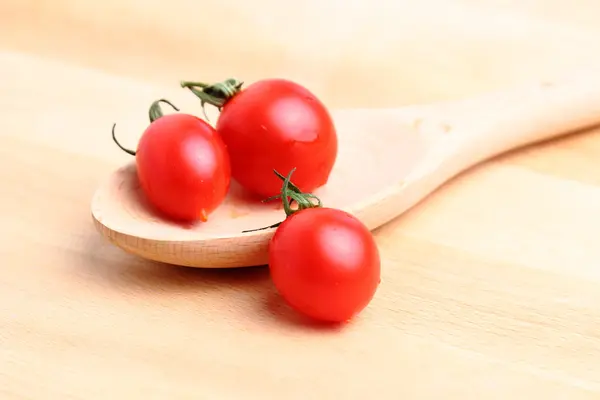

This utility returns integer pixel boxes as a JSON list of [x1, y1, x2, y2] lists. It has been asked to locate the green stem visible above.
[[148, 99, 180, 123], [180, 81, 210, 88], [180, 78, 243, 122], [241, 168, 322, 233], [111, 123, 136, 156], [241, 221, 283, 233], [112, 99, 180, 156]]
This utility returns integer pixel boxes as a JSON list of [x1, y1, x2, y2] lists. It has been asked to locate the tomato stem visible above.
[[180, 79, 243, 122], [111, 123, 136, 156], [277, 168, 322, 217], [111, 99, 180, 157], [148, 99, 180, 123], [241, 168, 322, 233]]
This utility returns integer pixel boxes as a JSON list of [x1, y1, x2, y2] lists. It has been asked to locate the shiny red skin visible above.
[[215, 79, 338, 198], [269, 207, 381, 322], [135, 113, 231, 222]]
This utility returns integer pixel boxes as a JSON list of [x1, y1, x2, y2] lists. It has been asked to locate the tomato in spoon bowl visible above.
[[181, 78, 338, 199], [112, 99, 231, 223]]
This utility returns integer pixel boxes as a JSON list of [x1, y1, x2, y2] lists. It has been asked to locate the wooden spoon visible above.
[[92, 76, 600, 268]]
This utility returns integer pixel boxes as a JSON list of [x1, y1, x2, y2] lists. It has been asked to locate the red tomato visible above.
[[112, 100, 231, 222], [269, 206, 381, 323], [181, 79, 338, 198]]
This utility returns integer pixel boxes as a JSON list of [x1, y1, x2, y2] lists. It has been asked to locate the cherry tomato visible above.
[[270, 207, 381, 322], [112, 100, 231, 222], [263, 170, 380, 323], [181, 78, 338, 198]]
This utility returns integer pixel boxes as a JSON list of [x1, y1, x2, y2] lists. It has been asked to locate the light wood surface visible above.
[[2, 1, 600, 398]]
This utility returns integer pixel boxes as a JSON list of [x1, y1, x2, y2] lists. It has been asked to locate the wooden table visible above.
[[1, 1, 600, 398]]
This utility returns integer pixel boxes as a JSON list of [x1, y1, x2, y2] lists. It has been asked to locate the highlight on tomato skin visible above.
[[257, 169, 381, 324], [180, 78, 338, 199], [111, 99, 231, 223]]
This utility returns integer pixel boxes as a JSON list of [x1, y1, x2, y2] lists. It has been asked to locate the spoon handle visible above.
[[366, 76, 600, 230], [429, 76, 600, 167]]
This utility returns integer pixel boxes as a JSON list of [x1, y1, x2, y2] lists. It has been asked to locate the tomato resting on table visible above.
[[256, 169, 381, 323], [181, 78, 338, 198], [112, 99, 231, 223]]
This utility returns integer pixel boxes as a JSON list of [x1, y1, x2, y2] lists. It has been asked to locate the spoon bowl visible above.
[[92, 76, 600, 267]]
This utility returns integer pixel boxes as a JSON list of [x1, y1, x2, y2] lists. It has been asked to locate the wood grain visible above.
[[1, 1, 599, 398]]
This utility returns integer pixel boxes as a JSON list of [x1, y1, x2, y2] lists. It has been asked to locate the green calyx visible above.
[[242, 168, 322, 233], [180, 78, 243, 122], [112, 98, 180, 156], [270, 169, 322, 217]]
